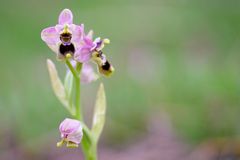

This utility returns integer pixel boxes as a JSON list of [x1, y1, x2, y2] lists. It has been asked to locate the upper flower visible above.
[[57, 118, 83, 148], [74, 30, 110, 63], [41, 9, 114, 77], [74, 30, 95, 63], [74, 31, 114, 76], [41, 9, 84, 59]]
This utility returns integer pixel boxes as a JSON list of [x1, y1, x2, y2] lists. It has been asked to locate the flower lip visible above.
[[59, 43, 75, 56], [102, 60, 111, 70], [91, 50, 114, 77]]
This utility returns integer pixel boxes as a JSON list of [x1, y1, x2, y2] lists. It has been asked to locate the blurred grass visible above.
[[0, 0, 240, 148]]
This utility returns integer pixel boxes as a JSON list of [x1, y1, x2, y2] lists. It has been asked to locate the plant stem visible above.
[[75, 62, 82, 120], [81, 140, 97, 160], [80, 117, 97, 160], [75, 75, 81, 120], [65, 59, 79, 79], [66, 59, 97, 160], [65, 59, 83, 120]]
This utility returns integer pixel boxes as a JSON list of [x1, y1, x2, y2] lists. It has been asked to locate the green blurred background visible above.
[[1, 0, 240, 158]]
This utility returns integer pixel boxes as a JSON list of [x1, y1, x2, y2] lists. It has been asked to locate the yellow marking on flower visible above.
[[103, 38, 110, 44], [91, 52, 102, 64], [66, 141, 79, 148], [56, 140, 64, 147], [66, 53, 72, 59], [110, 66, 115, 73], [63, 25, 69, 33]]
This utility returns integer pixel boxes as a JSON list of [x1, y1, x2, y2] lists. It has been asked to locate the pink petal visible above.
[[84, 37, 93, 46], [71, 24, 84, 43], [86, 30, 93, 40], [67, 127, 83, 144], [41, 27, 59, 45], [58, 9, 73, 25], [81, 64, 98, 84], [59, 118, 81, 135], [82, 30, 94, 46], [55, 24, 64, 33], [74, 47, 92, 63]]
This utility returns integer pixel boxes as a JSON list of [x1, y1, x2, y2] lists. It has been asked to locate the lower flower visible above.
[[57, 118, 83, 148]]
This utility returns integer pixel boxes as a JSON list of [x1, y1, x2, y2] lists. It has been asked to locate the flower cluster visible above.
[[41, 9, 112, 149], [41, 9, 114, 82]]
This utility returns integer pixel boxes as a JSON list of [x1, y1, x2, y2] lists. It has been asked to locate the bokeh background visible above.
[[1, 0, 240, 159]]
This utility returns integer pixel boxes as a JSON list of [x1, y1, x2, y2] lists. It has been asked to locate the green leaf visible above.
[[91, 83, 106, 142], [64, 70, 74, 109], [46, 59, 74, 115]]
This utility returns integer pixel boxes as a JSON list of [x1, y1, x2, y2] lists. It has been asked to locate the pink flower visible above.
[[41, 9, 84, 59], [74, 30, 114, 76], [74, 30, 95, 63], [74, 30, 110, 63], [81, 63, 99, 84], [57, 118, 83, 147], [41, 9, 114, 77]]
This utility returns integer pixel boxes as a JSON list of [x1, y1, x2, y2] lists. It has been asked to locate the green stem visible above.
[[66, 59, 97, 160], [81, 139, 97, 160], [75, 62, 82, 120], [66, 59, 83, 120], [75, 75, 81, 120], [65, 59, 79, 79], [80, 117, 97, 160]]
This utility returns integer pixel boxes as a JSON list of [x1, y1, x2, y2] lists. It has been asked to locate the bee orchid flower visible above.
[[41, 9, 84, 60], [74, 31, 114, 76], [57, 118, 83, 148]]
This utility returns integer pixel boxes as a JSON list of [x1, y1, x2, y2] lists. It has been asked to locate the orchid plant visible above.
[[41, 9, 114, 160]]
